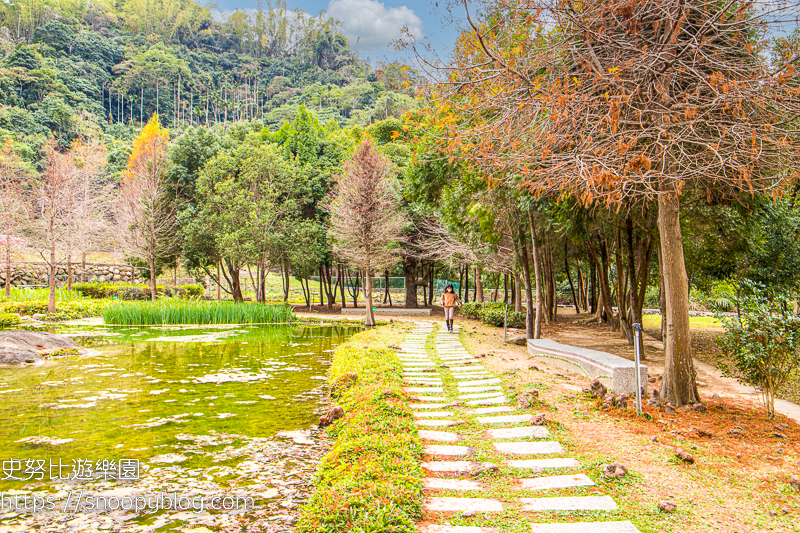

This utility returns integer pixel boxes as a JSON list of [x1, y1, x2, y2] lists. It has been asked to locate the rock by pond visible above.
[[0, 330, 86, 364]]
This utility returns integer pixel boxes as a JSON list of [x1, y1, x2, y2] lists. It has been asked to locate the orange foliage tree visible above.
[[118, 115, 178, 300], [432, 0, 800, 405]]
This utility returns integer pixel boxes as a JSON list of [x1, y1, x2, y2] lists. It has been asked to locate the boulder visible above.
[[516, 389, 539, 408], [589, 379, 607, 399], [508, 335, 527, 346], [602, 462, 628, 478], [0, 330, 82, 364]]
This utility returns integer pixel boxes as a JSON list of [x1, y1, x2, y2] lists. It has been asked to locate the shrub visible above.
[[716, 282, 800, 418], [0, 300, 105, 320], [102, 300, 294, 325], [297, 325, 422, 533], [73, 282, 204, 300], [0, 313, 21, 327], [459, 301, 525, 328]]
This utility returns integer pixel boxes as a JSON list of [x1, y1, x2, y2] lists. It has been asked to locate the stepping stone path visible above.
[[398, 320, 642, 533]]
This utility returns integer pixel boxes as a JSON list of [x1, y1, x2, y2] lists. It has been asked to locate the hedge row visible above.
[[460, 301, 527, 329], [72, 282, 205, 300], [297, 325, 423, 533], [0, 300, 106, 320]]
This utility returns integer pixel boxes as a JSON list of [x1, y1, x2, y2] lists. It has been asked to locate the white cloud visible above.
[[326, 0, 424, 52]]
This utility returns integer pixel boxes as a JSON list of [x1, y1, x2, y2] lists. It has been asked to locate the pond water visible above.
[[0, 324, 358, 532]]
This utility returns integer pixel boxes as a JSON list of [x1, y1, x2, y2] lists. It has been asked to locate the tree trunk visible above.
[[5, 237, 12, 297], [402, 256, 421, 308], [81, 251, 86, 283], [149, 256, 157, 301], [217, 260, 222, 301], [656, 242, 666, 341], [463, 265, 470, 303], [364, 267, 375, 327], [227, 262, 243, 302], [590, 259, 597, 314], [339, 264, 347, 308], [528, 212, 543, 335], [565, 243, 580, 314], [383, 269, 392, 306], [519, 238, 537, 339], [67, 255, 72, 291], [513, 271, 522, 313], [657, 190, 699, 406], [475, 266, 484, 303], [503, 273, 509, 304]]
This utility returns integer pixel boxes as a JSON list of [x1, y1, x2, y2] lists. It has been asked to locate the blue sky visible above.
[[211, 0, 467, 64]]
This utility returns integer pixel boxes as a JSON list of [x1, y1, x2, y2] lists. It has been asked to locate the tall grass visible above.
[[1, 287, 85, 302], [102, 300, 294, 325]]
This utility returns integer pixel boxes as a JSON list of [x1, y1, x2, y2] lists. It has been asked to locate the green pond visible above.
[[0, 324, 358, 490]]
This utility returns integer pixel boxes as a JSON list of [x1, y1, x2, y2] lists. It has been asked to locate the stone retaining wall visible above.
[[0, 263, 145, 286]]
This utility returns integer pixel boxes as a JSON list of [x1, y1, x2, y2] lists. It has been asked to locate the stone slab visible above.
[[419, 527, 498, 533], [460, 392, 505, 400], [469, 406, 515, 414], [415, 411, 455, 418], [416, 420, 460, 427], [418, 430, 460, 442], [452, 374, 492, 380], [405, 379, 443, 384], [507, 458, 580, 469], [405, 387, 444, 393], [519, 474, 595, 491], [424, 478, 483, 491], [528, 339, 647, 395], [476, 414, 533, 424], [413, 396, 449, 402], [529, 521, 640, 533], [424, 445, 471, 456], [466, 397, 509, 406], [451, 365, 486, 371], [421, 461, 474, 473], [492, 441, 564, 455], [487, 427, 550, 439], [424, 497, 503, 513], [412, 403, 456, 410], [457, 377, 502, 386], [342, 307, 432, 315], [459, 386, 503, 394], [519, 496, 617, 511]]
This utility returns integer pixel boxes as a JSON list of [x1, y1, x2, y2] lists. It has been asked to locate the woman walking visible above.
[[440, 283, 462, 332]]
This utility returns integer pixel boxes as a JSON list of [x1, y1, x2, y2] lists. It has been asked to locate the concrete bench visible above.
[[340, 307, 432, 316], [527, 339, 647, 394]]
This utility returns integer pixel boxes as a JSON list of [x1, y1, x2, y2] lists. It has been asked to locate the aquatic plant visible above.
[[101, 300, 294, 325]]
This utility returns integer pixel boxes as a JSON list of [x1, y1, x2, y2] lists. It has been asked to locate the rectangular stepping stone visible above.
[[487, 427, 550, 439], [493, 441, 564, 454], [412, 403, 456, 409], [460, 392, 505, 400], [424, 497, 503, 513], [507, 458, 580, 469], [520, 474, 594, 491], [405, 378, 442, 383], [529, 521, 640, 533], [476, 414, 533, 425], [415, 411, 454, 418], [452, 374, 492, 380], [459, 386, 503, 394], [421, 461, 474, 473], [458, 378, 502, 387], [405, 387, 444, 393], [418, 430, 460, 442], [451, 366, 486, 371], [519, 496, 617, 511], [466, 397, 509, 406], [424, 445, 471, 456], [469, 406, 515, 414], [413, 396, 448, 402], [424, 478, 483, 491], [420, 527, 498, 533], [416, 420, 459, 427]]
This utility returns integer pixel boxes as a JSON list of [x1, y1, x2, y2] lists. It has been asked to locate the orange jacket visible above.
[[441, 291, 461, 308]]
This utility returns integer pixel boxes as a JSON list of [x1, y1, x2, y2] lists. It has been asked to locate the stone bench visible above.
[[527, 339, 647, 394], [340, 307, 432, 316]]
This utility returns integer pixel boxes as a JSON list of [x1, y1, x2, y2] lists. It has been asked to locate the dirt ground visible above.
[[454, 314, 800, 533]]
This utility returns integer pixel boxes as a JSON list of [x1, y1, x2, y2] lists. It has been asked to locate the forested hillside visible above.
[[0, 0, 417, 174]]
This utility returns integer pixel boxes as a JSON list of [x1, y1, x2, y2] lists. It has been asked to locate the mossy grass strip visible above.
[[297, 324, 424, 533]]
